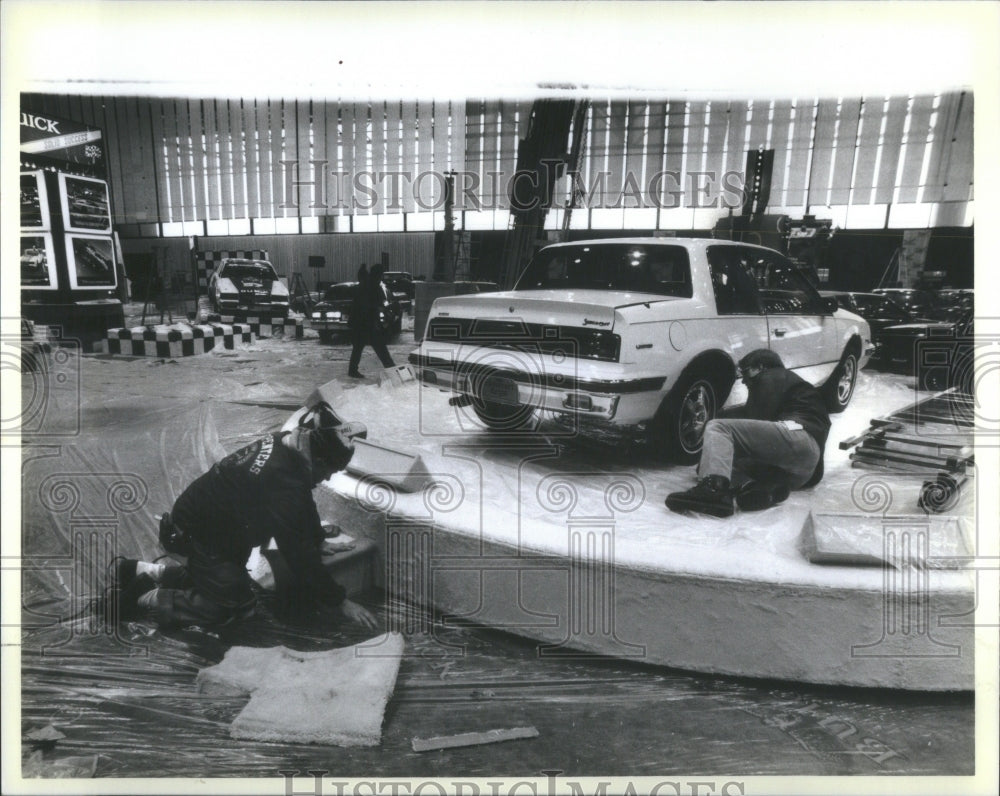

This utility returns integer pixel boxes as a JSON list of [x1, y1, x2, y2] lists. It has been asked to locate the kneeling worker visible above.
[[665, 349, 831, 518], [101, 403, 377, 630]]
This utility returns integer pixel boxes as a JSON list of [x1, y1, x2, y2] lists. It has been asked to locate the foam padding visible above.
[[196, 633, 404, 746], [104, 323, 253, 357], [345, 438, 434, 493], [800, 511, 973, 569]]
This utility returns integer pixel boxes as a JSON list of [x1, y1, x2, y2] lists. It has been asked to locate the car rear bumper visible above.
[[409, 351, 666, 423]]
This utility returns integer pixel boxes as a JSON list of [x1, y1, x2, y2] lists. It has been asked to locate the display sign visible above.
[[21, 171, 51, 230], [21, 111, 105, 172], [21, 234, 58, 289], [65, 234, 117, 289], [59, 173, 112, 233]]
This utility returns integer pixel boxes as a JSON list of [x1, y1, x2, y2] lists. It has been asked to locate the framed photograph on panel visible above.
[[65, 234, 117, 289], [20, 233, 58, 289], [20, 171, 51, 231], [58, 173, 112, 233]]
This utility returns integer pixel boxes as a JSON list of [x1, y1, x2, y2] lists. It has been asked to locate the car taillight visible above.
[[558, 328, 621, 362]]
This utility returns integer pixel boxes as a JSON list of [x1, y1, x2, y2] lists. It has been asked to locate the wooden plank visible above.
[[105, 96, 129, 223], [701, 101, 729, 205], [831, 97, 862, 206], [295, 98, 314, 216], [280, 98, 299, 217], [216, 99, 234, 221], [433, 98, 450, 175], [148, 97, 170, 223], [943, 91, 973, 202], [851, 97, 883, 205], [897, 94, 935, 204], [481, 100, 500, 195], [202, 98, 220, 220], [807, 98, 838, 209], [384, 98, 402, 214], [255, 96, 274, 218], [874, 96, 908, 205], [685, 100, 707, 174], [605, 100, 627, 199], [784, 99, 815, 209], [370, 99, 386, 214], [339, 101, 356, 215], [747, 98, 770, 153], [465, 100, 485, 206], [416, 100, 434, 210], [920, 92, 956, 204], [187, 98, 207, 223], [133, 97, 158, 223], [166, 98, 188, 223], [623, 100, 646, 190], [450, 99, 467, 205], [643, 101, 667, 198], [768, 100, 792, 207], [585, 100, 610, 207], [724, 100, 748, 179], [412, 726, 539, 753], [401, 101, 418, 213], [242, 98, 259, 220]]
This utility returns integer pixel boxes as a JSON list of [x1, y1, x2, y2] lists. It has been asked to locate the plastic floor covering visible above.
[[16, 330, 976, 779]]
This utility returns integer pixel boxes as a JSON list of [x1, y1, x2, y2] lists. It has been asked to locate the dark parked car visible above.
[[307, 281, 401, 343], [928, 288, 974, 322], [870, 309, 974, 393], [871, 288, 936, 321], [382, 271, 416, 301], [821, 291, 911, 341]]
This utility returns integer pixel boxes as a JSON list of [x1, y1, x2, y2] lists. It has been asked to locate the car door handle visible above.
[[773, 328, 787, 337]]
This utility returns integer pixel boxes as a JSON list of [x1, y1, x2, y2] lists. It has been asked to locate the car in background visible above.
[[820, 290, 911, 342], [871, 309, 975, 393], [871, 287, 935, 321], [929, 288, 974, 322], [412, 238, 872, 462], [208, 258, 289, 317], [308, 281, 402, 343], [382, 271, 416, 301]]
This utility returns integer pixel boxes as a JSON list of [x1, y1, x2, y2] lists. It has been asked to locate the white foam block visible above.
[[800, 512, 973, 569], [196, 633, 404, 746], [345, 438, 433, 493]]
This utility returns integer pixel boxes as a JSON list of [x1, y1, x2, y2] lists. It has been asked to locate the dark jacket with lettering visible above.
[[171, 431, 345, 606]]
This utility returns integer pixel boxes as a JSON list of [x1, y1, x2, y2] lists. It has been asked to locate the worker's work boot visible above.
[[92, 560, 156, 625], [665, 475, 735, 518], [736, 478, 791, 512]]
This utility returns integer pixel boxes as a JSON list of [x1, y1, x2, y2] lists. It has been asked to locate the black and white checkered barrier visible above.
[[202, 312, 304, 339], [104, 323, 254, 357], [195, 250, 268, 291]]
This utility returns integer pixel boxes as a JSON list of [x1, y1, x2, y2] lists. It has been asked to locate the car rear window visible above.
[[515, 244, 692, 297], [223, 261, 277, 280]]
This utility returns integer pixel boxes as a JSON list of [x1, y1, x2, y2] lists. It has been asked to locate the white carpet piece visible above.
[[196, 633, 404, 746]]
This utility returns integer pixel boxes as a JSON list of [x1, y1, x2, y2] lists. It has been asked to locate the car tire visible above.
[[651, 371, 721, 464], [470, 394, 535, 432], [822, 348, 859, 413]]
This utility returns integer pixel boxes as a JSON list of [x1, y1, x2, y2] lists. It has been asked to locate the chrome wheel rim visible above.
[[679, 381, 714, 452], [837, 355, 857, 404]]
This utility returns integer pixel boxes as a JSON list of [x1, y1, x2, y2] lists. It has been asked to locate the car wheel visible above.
[[471, 399, 534, 431], [823, 349, 858, 413], [651, 372, 719, 464]]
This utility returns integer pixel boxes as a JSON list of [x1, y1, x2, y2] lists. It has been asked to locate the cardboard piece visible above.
[[378, 363, 417, 388], [800, 512, 973, 569], [196, 633, 404, 746], [346, 438, 434, 493]]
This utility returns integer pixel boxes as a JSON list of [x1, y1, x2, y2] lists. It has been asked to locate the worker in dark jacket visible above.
[[104, 403, 378, 629], [665, 349, 831, 518], [347, 263, 395, 378]]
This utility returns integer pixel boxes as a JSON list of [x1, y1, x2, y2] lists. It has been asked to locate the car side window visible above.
[[752, 252, 823, 314], [707, 246, 762, 315]]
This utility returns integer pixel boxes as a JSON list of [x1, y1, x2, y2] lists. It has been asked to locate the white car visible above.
[[208, 258, 289, 317], [411, 238, 873, 461]]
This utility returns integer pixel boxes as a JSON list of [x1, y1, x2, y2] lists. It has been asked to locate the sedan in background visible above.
[[208, 258, 289, 317], [308, 281, 401, 343]]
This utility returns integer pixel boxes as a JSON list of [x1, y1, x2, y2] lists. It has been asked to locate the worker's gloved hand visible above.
[[340, 598, 378, 630]]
